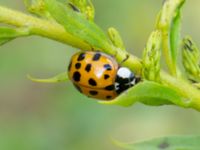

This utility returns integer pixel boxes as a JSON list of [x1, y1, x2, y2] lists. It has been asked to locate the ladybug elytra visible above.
[[68, 51, 138, 100]]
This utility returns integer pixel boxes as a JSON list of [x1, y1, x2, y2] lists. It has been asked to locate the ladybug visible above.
[[68, 51, 139, 100]]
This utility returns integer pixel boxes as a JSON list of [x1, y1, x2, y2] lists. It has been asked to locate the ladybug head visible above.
[[114, 67, 136, 94]]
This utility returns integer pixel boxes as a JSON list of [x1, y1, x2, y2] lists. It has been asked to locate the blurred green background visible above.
[[0, 0, 200, 150]]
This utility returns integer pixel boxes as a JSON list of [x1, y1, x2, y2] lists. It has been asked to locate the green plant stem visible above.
[[0, 5, 200, 110], [0, 5, 90, 50], [194, 83, 200, 89], [161, 71, 200, 110]]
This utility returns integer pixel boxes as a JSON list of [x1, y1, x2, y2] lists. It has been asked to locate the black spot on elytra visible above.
[[73, 84, 82, 93], [77, 53, 85, 61], [106, 95, 112, 99], [104, 74, 110, 80], [73, 71, 81, 82], [75, 63, 81, 69], [104, 64, 112, 71], [158, 140, 170, 149], [89, 90, 98, 95], [88, 78, 97, 86], [105, 85, 114, 91], [85, 64, 92, 72], [68, 61, 72, 71], [92, 53, 101, 61]]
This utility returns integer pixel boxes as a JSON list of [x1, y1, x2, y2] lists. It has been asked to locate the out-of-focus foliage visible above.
[[114, 135, 200, 150], [0, 0, 200, 150]]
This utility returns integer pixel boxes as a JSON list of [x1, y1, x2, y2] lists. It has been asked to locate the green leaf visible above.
[[108, 27, 125, 50], [44, 0, 111, 50], [113, 135, 200, 150], [0, 27, 29, 46], [100, 81, 185, 107], [170, 9, 181, 69], [157, 0, 185, 76], [27, 72, 68, 83]]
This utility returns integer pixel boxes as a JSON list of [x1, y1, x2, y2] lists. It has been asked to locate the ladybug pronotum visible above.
[[68, 51, 138, 100]]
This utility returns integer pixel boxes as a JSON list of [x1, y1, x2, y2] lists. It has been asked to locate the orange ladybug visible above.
[[68, 51, 138, 100]]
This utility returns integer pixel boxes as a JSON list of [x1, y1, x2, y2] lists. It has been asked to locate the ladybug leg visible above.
[[112, 51, 130, 65], [135, 76, 142, 84], [111, 50, 118, 59], [119, 54, 130, 65], [90, 47, 95, 51]]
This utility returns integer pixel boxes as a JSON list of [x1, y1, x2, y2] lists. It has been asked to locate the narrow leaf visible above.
[[100, 81, 184, 107], [27, 72, 68, 83], [170, 10, 181, 69], [113, 135, 200, 150], [108, 27, 125, 50], [157, 0, 185, 75], [44, 0, 111, 50], [0, 27, 29, 45]]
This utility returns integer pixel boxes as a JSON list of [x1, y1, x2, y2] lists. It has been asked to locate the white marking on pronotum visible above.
[[117, 67, 132, 78]]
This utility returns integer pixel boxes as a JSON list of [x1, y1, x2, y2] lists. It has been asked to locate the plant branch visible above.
[[0, 4, 200, 110], [0, 5, 90, 50], [194, 83, 200, 89], [160, 71, 200, 110]]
